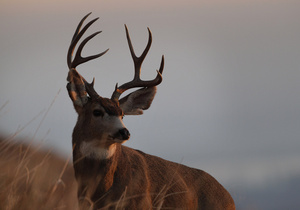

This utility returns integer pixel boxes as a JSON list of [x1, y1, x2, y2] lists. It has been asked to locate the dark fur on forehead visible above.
[[92, 97, 123, 116]]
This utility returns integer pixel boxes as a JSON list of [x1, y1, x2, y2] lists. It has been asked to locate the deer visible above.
[[66, 13, 235, 210]]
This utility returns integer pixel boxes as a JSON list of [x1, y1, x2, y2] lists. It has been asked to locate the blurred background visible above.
[[1, 0, 299, 209]]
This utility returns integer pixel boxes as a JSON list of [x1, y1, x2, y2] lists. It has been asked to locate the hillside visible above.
[[0, 137, 77, 210]]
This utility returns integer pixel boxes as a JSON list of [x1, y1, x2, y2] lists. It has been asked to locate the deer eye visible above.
[[93, 109, 104, 117]]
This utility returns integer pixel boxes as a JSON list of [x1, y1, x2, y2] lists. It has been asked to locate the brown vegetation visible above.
[[0, 137, 77, 210]]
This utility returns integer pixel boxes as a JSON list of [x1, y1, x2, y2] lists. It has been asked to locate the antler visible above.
[[67, 12, 108, 70], [67, 13, 108, 104], [111, 25, 164, 101]]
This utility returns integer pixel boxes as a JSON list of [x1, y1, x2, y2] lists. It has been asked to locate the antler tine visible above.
[[72, 32, 109, 68], [83, 77, 101, 99], [125, 25, 152, 79], [111, 25, 164, 101], [70, 13, 91, 49], [158, 55, 165, 75], [67, 12, 109, 69]]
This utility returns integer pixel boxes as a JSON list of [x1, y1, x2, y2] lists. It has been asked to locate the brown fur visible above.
[[72, 143, 235, 209]]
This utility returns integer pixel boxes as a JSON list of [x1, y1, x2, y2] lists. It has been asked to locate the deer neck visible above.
[[72, 141, 122, 197], [72, 139, 121, 173]]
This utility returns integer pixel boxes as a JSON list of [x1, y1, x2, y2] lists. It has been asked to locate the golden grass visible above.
[[0, 137, 78, 210]]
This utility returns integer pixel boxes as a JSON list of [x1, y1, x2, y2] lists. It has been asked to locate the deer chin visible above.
[[80, 140, 117, 160], [107, 135, 128, 144]]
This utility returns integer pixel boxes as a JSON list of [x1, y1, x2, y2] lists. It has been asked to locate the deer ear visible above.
[[66, 69, 88, 114], [119, 87, 157, 115]]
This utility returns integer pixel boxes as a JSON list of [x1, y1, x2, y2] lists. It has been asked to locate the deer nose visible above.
[[119, 128, 130, 140]]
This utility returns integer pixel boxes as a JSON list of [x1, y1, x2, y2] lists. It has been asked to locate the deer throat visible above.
[[79, 140, 116, 160]]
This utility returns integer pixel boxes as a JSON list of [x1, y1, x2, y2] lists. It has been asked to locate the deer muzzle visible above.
[[113, 128, 130, 141]]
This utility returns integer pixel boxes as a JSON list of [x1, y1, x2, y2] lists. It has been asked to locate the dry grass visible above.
[[0, 136, 198, 210], [0, 137, 78, 210]]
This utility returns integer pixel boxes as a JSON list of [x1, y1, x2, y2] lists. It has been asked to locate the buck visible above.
[[66, 13, 235, 210]]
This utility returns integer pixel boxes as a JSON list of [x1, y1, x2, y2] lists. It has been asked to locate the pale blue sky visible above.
[[1, 1, 300, 208]]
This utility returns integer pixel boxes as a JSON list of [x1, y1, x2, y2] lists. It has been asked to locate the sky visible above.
[[1, 0, 300, 209]]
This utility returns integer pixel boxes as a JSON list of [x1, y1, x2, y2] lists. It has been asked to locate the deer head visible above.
[[66, 13, 164, 159]]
